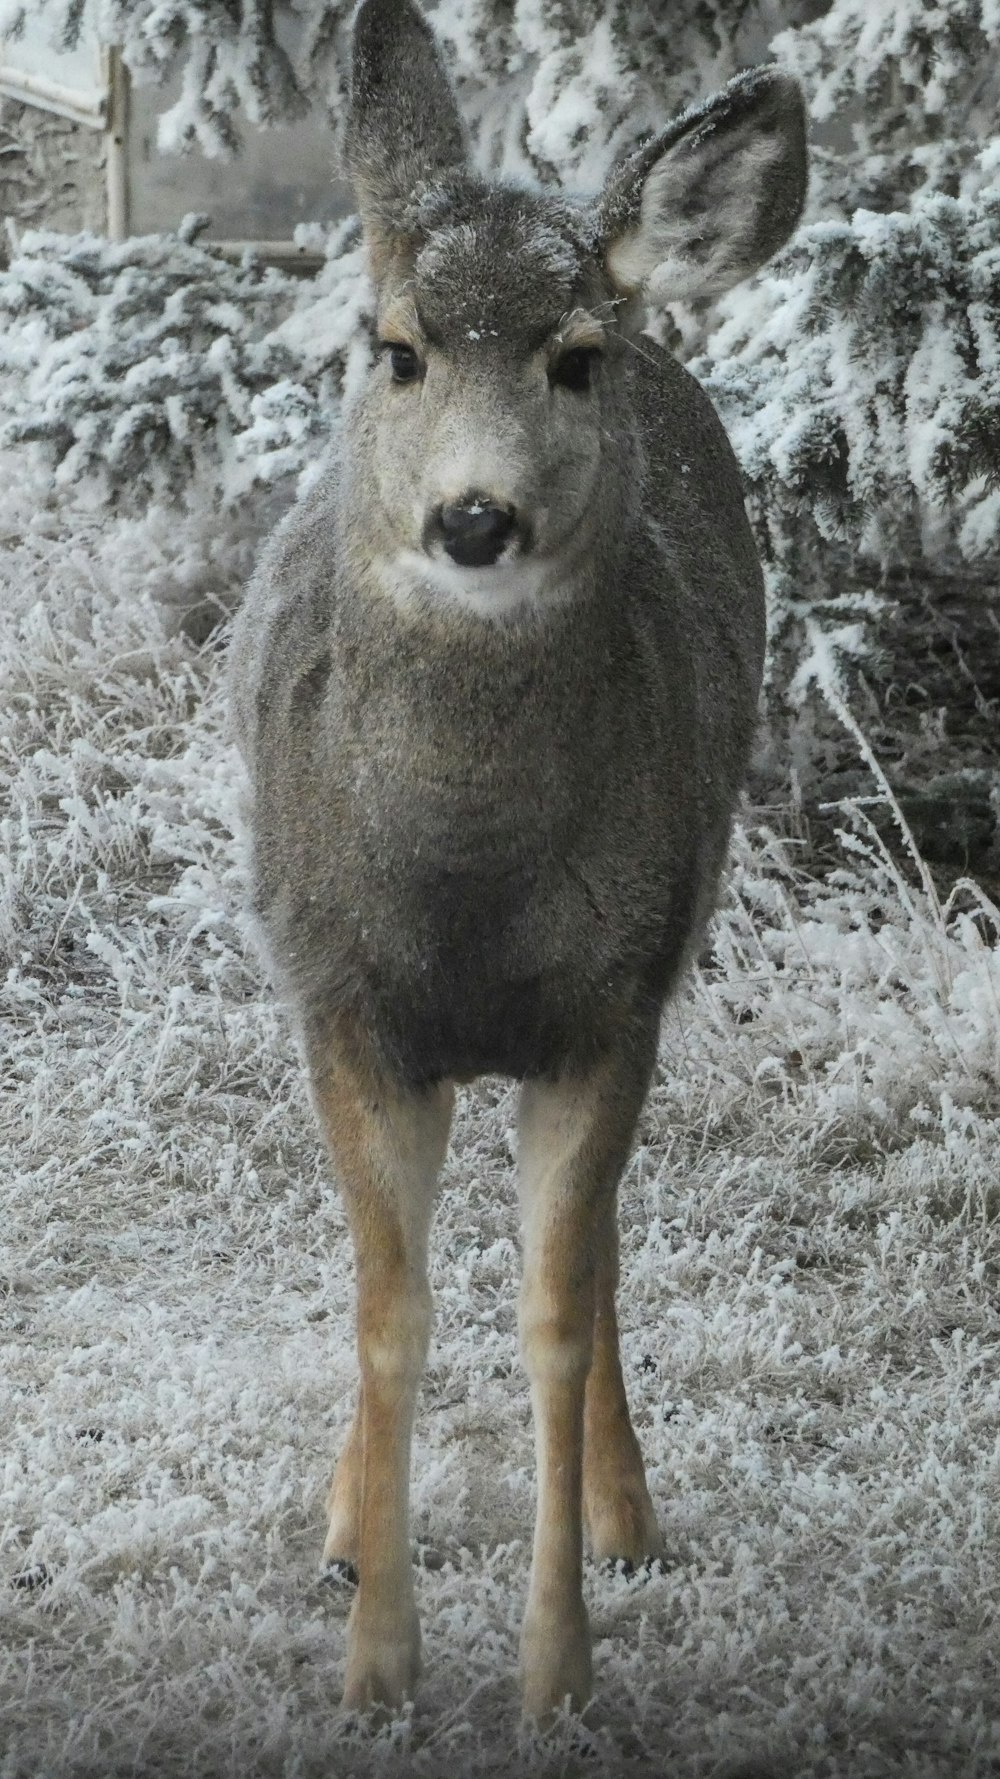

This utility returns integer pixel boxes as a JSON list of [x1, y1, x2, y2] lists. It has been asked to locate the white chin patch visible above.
[[380, 550, 565, 619]]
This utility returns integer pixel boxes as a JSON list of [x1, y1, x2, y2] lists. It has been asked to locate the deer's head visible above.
[[343, 0, 807, 617]]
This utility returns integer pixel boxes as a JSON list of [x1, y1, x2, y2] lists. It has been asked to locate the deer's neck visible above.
[[327, 568, 620, 848]]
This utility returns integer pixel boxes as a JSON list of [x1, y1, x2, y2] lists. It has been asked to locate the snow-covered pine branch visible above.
[[696, 180, 1000, 647], [0, 216, 371, 502], [0, 1, 330, 159], [772, 0, 1000, 138]]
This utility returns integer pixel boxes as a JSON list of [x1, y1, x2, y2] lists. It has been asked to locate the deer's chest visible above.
[[345, 845, 623, 1083], [290, 763, 652, 1083]]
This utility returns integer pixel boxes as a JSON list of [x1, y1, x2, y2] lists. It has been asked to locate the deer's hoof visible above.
[[599, 1553, 666, 1581], [519, 1610, 592, 1723], [585, 1485, 665, 1569], [343, 1609, 420, 1714]]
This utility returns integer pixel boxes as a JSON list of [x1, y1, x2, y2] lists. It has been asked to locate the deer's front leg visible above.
[[311, 1033, 453, 1713], [516, 1034, 655, 1721]]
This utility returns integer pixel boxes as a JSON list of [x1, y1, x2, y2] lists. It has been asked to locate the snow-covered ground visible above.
[[3, 460, 1000, 1778]]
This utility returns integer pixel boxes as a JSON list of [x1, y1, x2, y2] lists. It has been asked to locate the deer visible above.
[[229, 0, 806, 1724]]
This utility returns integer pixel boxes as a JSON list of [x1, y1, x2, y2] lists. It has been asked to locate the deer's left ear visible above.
[[598, 67, 807, 303]]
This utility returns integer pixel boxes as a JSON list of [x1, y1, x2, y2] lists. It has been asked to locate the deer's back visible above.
[[232, 345, 765, 1083]]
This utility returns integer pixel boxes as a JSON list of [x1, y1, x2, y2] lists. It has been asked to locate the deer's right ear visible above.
[[346, 0, 468, 281]]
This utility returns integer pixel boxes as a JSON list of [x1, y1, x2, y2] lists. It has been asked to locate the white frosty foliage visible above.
[[4, 456, 1000, 1777], [0, 0, 335, 159], [0, 218, 371, 506], [771, 0, 1000, 126], [694, 185, 1000, 645]]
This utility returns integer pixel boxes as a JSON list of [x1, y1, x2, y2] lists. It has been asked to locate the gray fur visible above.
[[230, 5, 807, 1089]]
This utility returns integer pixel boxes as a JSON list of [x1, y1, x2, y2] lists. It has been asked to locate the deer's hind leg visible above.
[[583, 1213, 663, 1566], [323, 1383, 364, 1577], [516, 1022, 658, 1721], [310, 1023, 454, 1713]]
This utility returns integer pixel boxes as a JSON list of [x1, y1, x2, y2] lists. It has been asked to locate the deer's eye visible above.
[[550, 347, 601, 392], [383, 342, 421, 383]]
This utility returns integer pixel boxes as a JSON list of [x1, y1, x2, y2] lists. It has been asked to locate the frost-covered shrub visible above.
[[695, 182, 1000, 649], [0, 216, 371, 503]]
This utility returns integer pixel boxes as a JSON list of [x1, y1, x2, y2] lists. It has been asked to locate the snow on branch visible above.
[[771, 0, 1000, 126], [696, 181, 1000, 639], [0, 218, 371, 501], [0, 1, 338, 158]]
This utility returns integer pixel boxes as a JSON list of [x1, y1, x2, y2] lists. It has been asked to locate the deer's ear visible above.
[[599, 68, 807, 303], [346, 0, 468, 280]]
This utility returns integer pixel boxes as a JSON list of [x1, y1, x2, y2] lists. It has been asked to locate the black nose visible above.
[[434, 498, 518, 568]]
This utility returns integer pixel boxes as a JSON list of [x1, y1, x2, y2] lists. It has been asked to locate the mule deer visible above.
[[230, 0, 806, 1722]]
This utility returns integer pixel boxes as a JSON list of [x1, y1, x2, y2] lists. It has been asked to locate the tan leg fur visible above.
[[583, 1215, 663, 1565], [324, 1385, 364, 1570], [516, 1033, 656, 1721], [311, 1026, 454, 1712]]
